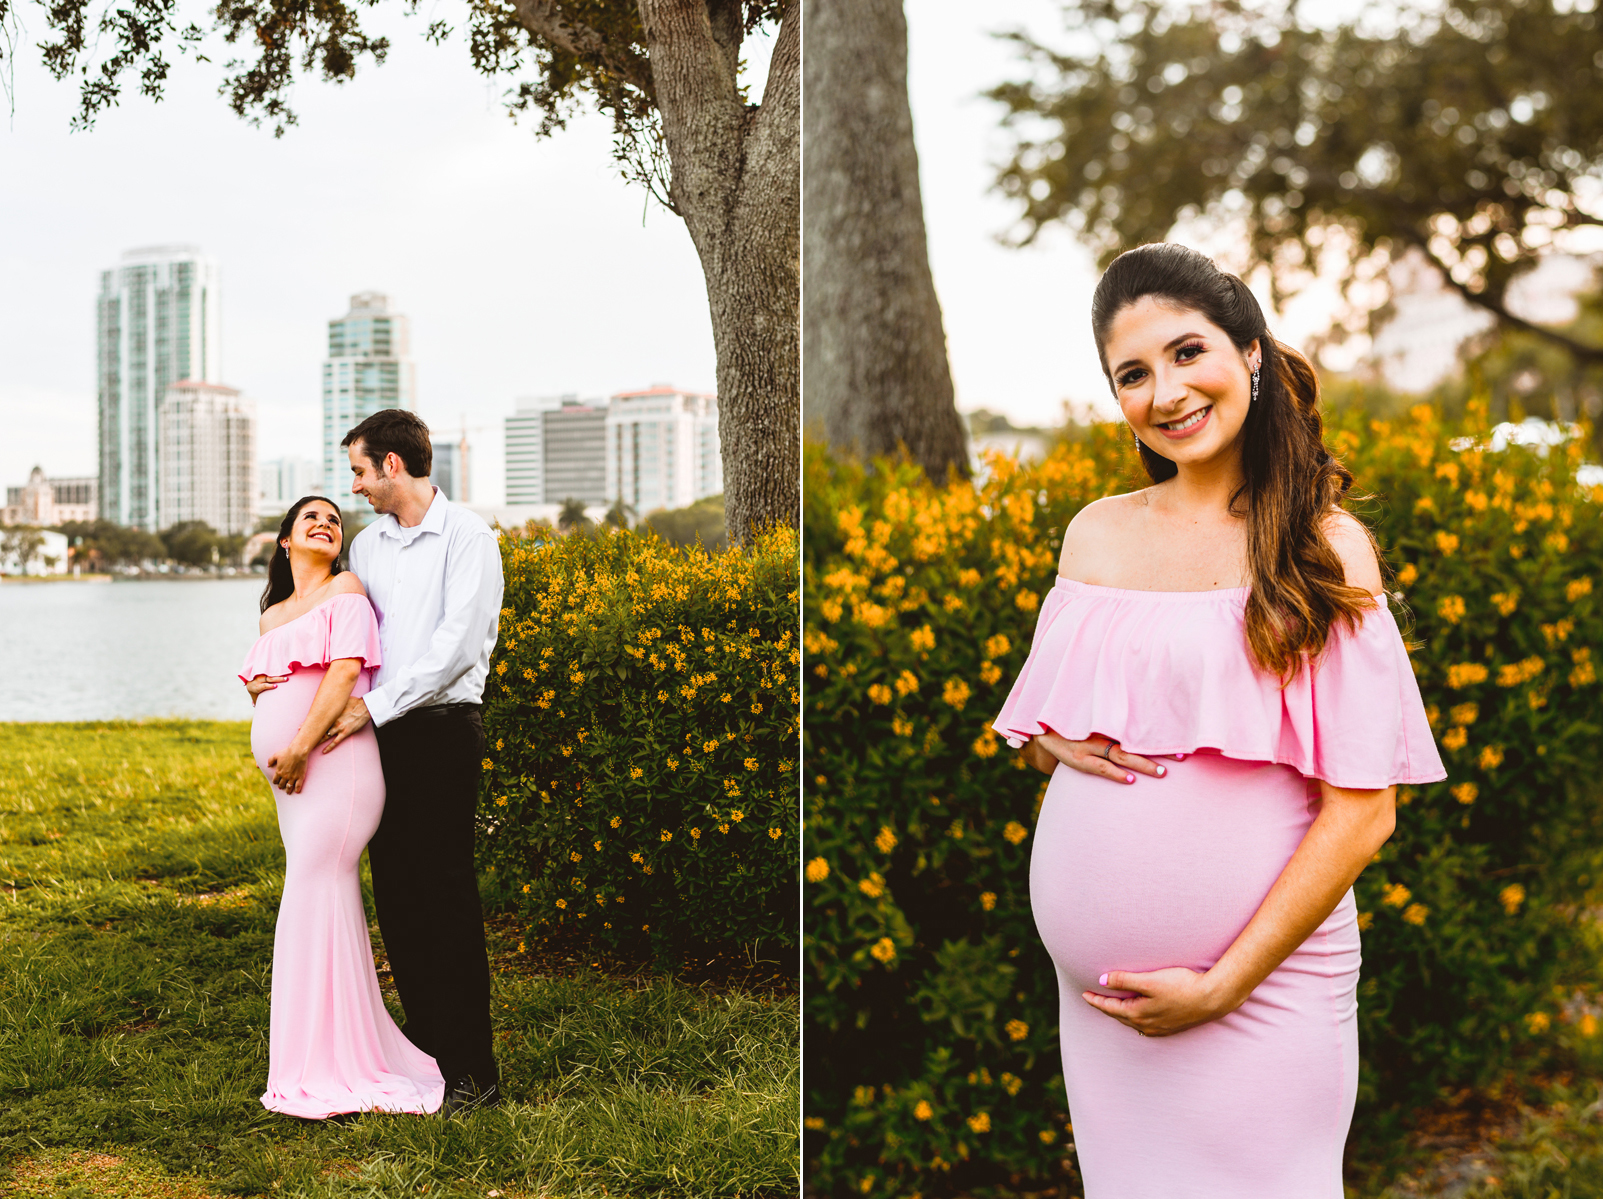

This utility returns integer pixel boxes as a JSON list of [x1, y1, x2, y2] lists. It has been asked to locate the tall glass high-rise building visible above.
[[97, 246, 222, 530], [322, 292, 417, 517]]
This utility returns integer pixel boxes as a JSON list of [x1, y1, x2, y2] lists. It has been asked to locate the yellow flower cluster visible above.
[[1497, 656, 1545, 687]]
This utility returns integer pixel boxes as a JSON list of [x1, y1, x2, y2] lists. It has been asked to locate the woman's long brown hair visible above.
[[1090, 242, 1376, 681]]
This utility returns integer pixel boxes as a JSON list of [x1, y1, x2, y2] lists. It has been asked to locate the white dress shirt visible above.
[[349, 488, 504, 727]]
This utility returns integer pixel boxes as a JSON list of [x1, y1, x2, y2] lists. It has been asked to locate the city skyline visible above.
[[0, 8, 737, 506]]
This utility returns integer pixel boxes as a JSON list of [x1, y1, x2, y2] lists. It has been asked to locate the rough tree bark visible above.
[[511, 0, 801, 544], [642, 0, 800, 543], [803, 0, 968, 482]]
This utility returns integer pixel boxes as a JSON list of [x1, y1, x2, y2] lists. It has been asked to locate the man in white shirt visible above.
[[321, 408, 504, 1113]]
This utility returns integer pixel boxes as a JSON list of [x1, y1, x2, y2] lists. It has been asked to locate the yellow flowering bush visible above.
[[803, 396, 1603, 1196], [478, 524, 799, 960]]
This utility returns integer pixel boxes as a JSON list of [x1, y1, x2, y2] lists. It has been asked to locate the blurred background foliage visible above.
[[803, 392, 1603, 1196], [990, 0, 1603, 410], [644, 493, 730, 552]]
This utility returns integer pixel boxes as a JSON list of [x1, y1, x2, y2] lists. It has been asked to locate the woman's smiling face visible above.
[[282, 500, 343, 562], [1103, 296, 1260, 469]]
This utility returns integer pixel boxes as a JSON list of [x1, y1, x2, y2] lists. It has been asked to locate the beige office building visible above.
[[159, 381, 257, 535], [605, 385, 721, 514], [3, 468, 98, 526]]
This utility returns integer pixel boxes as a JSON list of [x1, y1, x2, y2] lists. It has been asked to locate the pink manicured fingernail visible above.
[[1125, 773, 1135, 783], [1176, 753, 1186, 760], [1098, 973, 1108, 987], [1156, 765, 1166, 776]]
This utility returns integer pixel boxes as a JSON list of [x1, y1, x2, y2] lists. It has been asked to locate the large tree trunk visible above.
[[637, 0, 801, 545], [803, 0, 968, 481]]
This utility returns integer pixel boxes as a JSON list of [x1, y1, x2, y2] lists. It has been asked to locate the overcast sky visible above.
[[0, 7, 775, 504]]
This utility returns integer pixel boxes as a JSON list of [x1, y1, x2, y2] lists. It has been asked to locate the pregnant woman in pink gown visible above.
[[993, 245, 1444, 1197], [240, 495, 444, 1119]]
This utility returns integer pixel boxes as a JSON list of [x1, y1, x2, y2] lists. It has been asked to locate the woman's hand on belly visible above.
[[244, 674, 288, 705], [268, 743, 312, 794], [1022, 730, 1170, 785], [1083, 779, 1397, 1038], [1082, 967, 1233, 1038]]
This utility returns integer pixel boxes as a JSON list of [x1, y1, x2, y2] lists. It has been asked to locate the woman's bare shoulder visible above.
[[326, 572, 367, 599], [1058, 491, 1147, 578], [259, 601, 289, 635], [1322, 509, 1383, 595]]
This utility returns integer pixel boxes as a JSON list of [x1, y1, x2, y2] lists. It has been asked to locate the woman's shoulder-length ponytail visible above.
[[1090, 242, 1377, 681]]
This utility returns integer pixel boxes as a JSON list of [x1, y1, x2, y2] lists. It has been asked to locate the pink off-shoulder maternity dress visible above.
[[992, 579, 1445, 1198], [239, 591, 445, 1118]]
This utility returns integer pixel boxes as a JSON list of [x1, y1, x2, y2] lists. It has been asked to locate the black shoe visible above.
[[440, 1079, 501, 1117]]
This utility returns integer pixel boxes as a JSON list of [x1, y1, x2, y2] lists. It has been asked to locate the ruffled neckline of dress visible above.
[[239, 592, 381, 682], [991, 576, 1446, 790]]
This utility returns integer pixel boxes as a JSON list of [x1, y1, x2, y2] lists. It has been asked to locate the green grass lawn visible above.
[[0, 722, 798, 1199]]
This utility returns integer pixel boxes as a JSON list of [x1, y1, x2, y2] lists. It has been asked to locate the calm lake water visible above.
[[0, 578, 264, 722]]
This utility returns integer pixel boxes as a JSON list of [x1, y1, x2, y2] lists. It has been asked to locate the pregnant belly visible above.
[[1030, 751, 1318, 992], [251, 668, 329, 771], [249, 666, 372, 773]]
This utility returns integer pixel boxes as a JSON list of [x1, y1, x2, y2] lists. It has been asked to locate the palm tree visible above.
[[603, 497, 637, 529], [556, 498, 593, 536]]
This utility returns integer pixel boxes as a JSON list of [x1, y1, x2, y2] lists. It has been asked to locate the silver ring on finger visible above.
[[1100, 740, 1118, 760]]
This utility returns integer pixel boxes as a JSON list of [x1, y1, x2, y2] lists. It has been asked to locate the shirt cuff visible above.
[[364, 685, 398, 728]]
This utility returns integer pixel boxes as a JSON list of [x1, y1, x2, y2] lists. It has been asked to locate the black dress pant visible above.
[[371, 703, 498, 1092]]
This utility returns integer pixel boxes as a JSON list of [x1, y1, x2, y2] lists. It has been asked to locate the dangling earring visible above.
[[1250, 365, 1261, 403], [1132, 426, 1144, 450]]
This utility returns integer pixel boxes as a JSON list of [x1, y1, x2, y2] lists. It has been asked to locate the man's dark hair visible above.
[[340, 409, 433, 478]]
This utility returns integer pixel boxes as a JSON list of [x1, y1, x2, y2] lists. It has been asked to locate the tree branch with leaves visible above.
[[990, 0, 1603, 363]]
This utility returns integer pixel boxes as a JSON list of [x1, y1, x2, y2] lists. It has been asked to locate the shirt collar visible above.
[[376, 487, 447, 543]]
